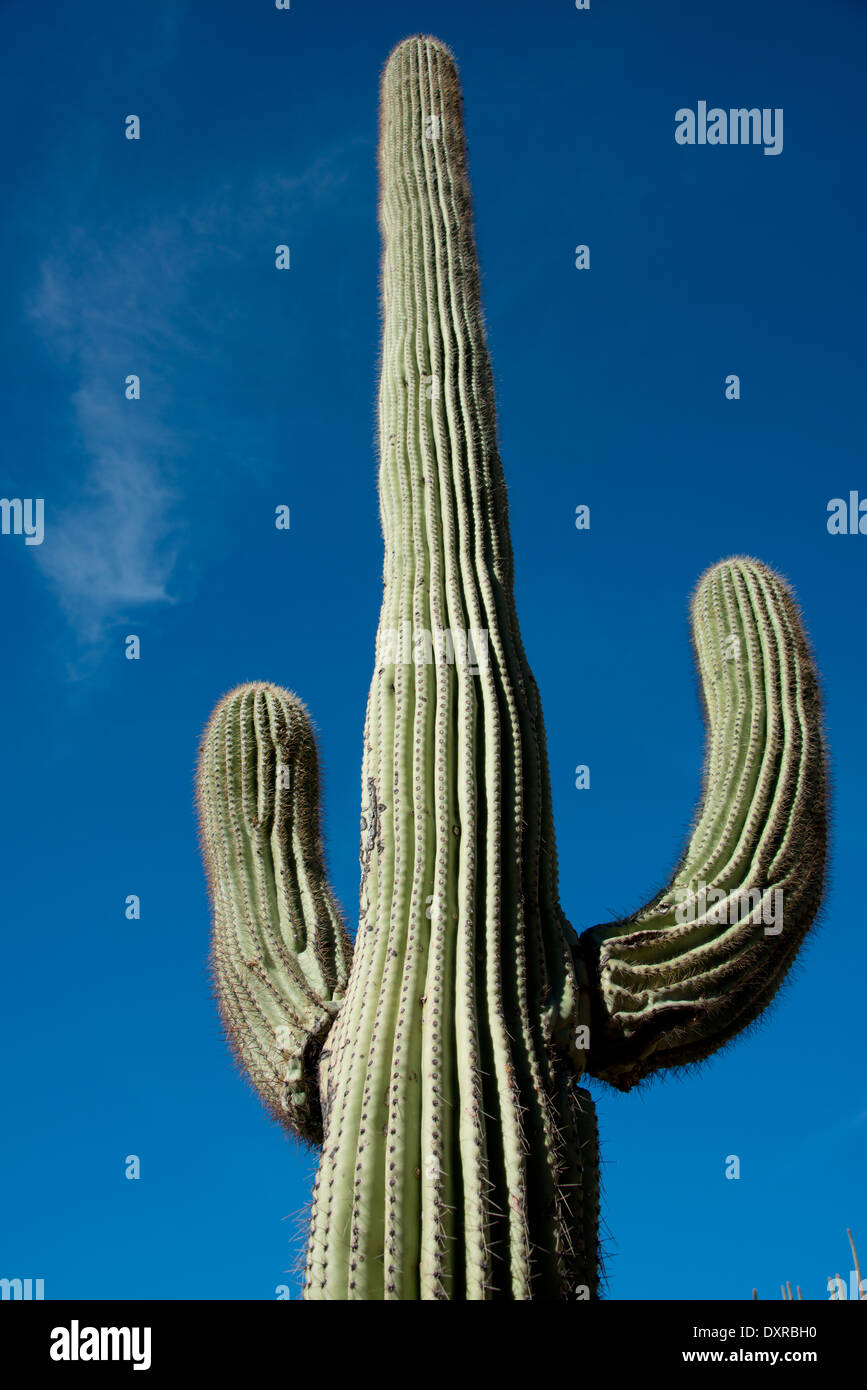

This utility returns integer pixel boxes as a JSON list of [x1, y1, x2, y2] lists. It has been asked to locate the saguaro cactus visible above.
[[196, 35, 828, 1300]]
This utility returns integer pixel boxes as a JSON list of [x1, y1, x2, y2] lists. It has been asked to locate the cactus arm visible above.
[[196, 682, 353, 1145], [576, 557, 828, 1091]]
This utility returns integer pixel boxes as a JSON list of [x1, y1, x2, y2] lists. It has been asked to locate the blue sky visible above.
[[1, 0, 864, 1300]]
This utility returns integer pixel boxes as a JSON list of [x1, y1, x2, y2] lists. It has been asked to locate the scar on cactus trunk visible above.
[[196, 35, 829, 1300]]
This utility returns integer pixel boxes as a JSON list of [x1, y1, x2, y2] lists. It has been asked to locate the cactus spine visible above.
[[196, 35, 828, 1300]]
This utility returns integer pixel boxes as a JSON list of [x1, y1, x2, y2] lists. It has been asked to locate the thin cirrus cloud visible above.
[[24, 152, 355, 654], [27, 220, 201, 649]]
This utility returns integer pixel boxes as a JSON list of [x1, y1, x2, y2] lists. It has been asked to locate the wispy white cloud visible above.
[[24, 150, 355, 650], [27, 223, 192, 644], [32, 390, 179, 642]]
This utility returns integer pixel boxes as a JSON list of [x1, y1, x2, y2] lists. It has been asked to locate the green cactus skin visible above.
[[196, 36, 828, 1300], [197, 684, 353, 1145], [578, 558, 827, 1092]]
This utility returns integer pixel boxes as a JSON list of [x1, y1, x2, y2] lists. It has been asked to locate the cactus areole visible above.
[[196, 35, 828, 1300]]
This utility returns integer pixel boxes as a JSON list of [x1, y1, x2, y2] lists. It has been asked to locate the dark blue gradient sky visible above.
[[1, 0, 864, 1300]]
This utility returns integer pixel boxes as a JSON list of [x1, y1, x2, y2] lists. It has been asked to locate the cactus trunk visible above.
[[304, 35, 593, 1302]]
